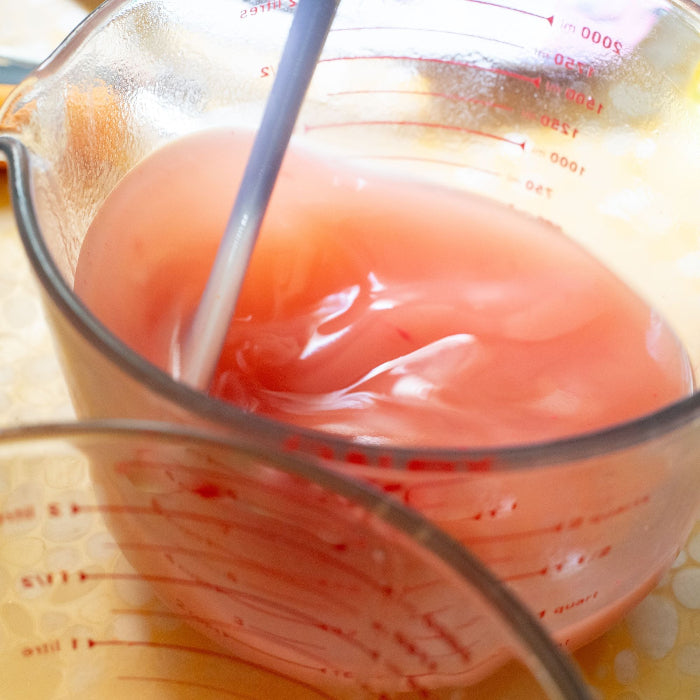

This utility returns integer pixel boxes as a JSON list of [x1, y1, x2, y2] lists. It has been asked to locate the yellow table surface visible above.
[[0, 2, 699, 698]]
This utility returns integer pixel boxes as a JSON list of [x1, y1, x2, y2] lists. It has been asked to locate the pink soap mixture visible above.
[[71, 129, 696, 675], [74, 128, 692, 447]]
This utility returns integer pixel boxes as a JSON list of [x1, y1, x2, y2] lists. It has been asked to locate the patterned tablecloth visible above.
[[0, 2, 699, 698]]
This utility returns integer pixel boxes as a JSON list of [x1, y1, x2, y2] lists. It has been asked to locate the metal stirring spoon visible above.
[[179, 0, 341, 391]]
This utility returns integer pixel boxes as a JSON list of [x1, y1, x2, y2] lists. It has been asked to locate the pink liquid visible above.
[[72, 129, 696, 670], [75, 128, 692, 448]]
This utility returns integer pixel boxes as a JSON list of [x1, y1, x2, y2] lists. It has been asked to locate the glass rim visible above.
[[0, 416, 592, 699]]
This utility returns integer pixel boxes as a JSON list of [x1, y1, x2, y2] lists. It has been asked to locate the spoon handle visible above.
[[180, 0, 341, 390]]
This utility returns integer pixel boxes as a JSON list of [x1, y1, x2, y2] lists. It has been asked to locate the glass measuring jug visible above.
[[1, 0, 699, 656], [0, 420, 591, 699]]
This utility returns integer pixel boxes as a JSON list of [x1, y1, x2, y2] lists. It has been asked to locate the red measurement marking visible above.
[[283, 433, 498, 472], [501, 565, 549, 582], [95, 637, 329, 675], [91, 640, 335, 699], [463, 456, 493, 472], [382, 660, 434, 696], [462, 0, 554, 25], [305, 119, 526, 150], [112, 606, 246, 634], [118, 676, 255, 698], [407, 455, 496, 472], [588, 494, 650, 524], [116, 511, 399, 599], [580, 26, 622, 55], [118, 456, 343, 524], [0, 505, 36, 525], [82, 570, 237, 595], [74, 502, 255, 538], [21, 640, 61, 657], [101, 583, 409, 679], [21, 571, 71, 589], [553, 53, 595, 78], [115, 605, 452, 681], [411, 649, 506, 692], [159, 600, 353, 673], [539, 590, 600, 619], [318, 54, 541, 88], [255, 620, 380, 673], [470, 501, 517, 520], [524, 179, 553, 198], [87, 481, 398, 607], [124, 516, 401, 600], [400, 578, 445, 596], [240, 0, 296, 20], [344, 154, 503, 180], [498, 546, 612, 583], [463, 521, 567, 545], [242, 619, 326, 654], [329, 88, 513, 112], [419, 606, 482, 638], [112, 625, 367, 685], [422, 614, 471, 664], [125, 540, 362, 597], [118, 541, 238, 567], [372, 621, 438, 673], [82, 570, 363, 623], [330, 25, 526, 52]]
